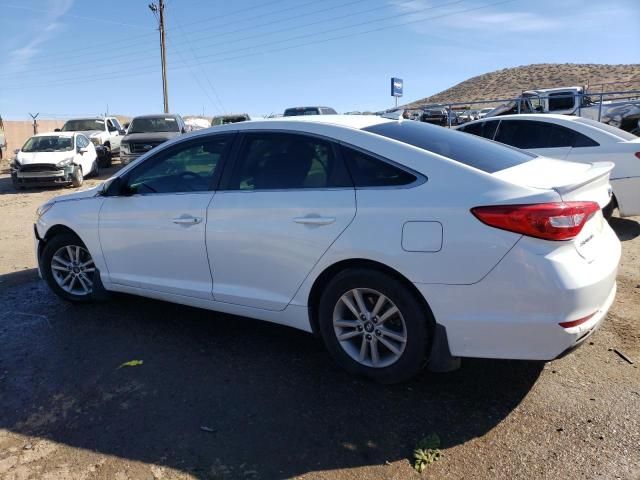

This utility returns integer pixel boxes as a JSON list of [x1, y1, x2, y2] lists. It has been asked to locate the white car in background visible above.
[[478, 107, 494, 118], [11, 132, 99, 189], [458, 114, 640, 218], [34, 116, 620, 383]]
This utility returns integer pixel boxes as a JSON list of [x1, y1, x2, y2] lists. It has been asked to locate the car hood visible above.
[[123, 132, 180, 143], [17, 151, 75, 166], [52, 184, 103, 202]]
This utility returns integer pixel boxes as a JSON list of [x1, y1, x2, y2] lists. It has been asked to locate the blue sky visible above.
[[0, 0, 638, 120]]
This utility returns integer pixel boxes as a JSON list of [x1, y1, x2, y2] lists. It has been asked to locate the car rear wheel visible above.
[[318, 268, 431, 384], [90, 160, 100, 178], [41, 233, 96, 303]]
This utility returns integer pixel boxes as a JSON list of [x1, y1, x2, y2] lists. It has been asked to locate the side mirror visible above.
[[14, 148, 20, 154], [118, 129, 126, 135], [78, 147, 88, 154], [54, 128, 61, 132], [181, 127, 186, 134], [102, 176, 128, 197]]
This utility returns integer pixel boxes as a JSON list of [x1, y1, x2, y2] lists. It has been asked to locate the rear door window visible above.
[[363, 121, 534, 174], [495, 120, 598, 149], [229, 133, 351, 190]]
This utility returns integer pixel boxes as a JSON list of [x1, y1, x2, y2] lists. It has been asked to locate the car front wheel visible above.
[[41, 233, 96, 302], [318, 269, 431, 384]]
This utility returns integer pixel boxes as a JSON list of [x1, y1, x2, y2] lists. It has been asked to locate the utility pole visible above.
[[29, 113, 39, 135], [149, 0, 169, 113]]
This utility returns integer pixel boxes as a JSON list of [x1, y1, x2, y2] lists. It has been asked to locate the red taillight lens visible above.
[[635, 152, 640, 160], [471, 202, 600, 241], [559, 312, 596, 328]]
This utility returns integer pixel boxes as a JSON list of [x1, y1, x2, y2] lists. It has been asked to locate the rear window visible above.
[[363, 121, 535, 173], [573, 117, 638, 141]]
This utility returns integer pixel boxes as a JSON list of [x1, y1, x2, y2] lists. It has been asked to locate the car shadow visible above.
[[0, 275, 543, 478], [609, 216, 640, 241]]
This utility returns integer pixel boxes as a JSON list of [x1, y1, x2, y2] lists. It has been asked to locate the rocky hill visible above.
[[406, 63, 640, 108]]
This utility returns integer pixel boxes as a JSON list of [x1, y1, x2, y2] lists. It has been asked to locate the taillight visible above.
[[559, 313, 596, 328], [634, 152, 640, 160], [471, 202, 600, 241]]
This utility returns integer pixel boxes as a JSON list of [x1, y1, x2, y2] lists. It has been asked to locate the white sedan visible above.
[[457, 114, 640, 218], [34, 115, 620, 383], [11, 132, 99, 189]]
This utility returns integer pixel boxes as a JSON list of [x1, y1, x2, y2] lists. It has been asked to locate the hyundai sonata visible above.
[[34, 115, 621, 383]]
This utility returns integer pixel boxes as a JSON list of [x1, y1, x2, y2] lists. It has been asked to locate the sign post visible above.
[[391, 77, 403, 108]]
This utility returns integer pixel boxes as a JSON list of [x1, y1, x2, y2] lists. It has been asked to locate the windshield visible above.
[[22, 136, 73, 152], [363, 120, 535, 174], [574, 117, 638, 141], [128, 116, 180, 133], [62, 119, 104, 131], [284, 108, 321, 116]]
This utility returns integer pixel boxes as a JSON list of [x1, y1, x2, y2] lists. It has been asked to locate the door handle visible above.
[[293, 216, 336, 226], [173, 216, 202, 225]]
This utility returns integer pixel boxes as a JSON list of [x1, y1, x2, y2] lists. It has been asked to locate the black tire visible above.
[[90, 160, 100, 178], [603, 196, 617, 220], [71, 166, 83, 188], [317, 268, 431, 384], [41, 232, 96, 303]]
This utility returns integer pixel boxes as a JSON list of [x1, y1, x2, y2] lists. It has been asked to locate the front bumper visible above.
[[120, 153, 141, 165], [415, 220, 621, 361], [12, 166, 76, 187]]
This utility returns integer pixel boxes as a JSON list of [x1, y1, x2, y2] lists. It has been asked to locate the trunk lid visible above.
[[494, 157, 614, 262], [494, 157, 613, 207]]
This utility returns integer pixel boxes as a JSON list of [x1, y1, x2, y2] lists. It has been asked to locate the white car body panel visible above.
[[207, 189, 356, 311], [99, 192, 215, 299], [35, 115, 622, 362]]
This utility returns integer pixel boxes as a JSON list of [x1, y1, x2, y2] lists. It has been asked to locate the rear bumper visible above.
[[415, 221, 621, 361]]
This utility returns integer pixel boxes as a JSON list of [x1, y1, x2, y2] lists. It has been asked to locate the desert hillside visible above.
[[406, 63, 640, 108]]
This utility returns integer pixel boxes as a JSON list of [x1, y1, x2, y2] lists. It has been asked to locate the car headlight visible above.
[[36, 202, 55, 220], [57, 158, 73, 167], [90, 137, 102, 146], [120, 142, 129, 153]]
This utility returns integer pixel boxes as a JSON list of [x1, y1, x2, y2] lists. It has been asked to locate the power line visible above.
[[0, 0, 366, 78], [3, 0, 518, 91], [0, 0, 440, 80]]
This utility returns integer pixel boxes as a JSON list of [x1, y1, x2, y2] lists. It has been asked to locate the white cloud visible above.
[[7, 0, 75, 72], [386, 0, 561, 34]]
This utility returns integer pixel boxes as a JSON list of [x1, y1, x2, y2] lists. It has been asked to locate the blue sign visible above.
[[391, 77, 403, 97]]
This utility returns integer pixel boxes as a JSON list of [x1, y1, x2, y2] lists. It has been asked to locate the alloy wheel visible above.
[[332, 288, 407, 368], [51, 245, 95, 295]]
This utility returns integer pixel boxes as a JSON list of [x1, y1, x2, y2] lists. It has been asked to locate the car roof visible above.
[[235, 114, 390, 130], [33, 132, 75, 138], [132, 114, 180, 119]]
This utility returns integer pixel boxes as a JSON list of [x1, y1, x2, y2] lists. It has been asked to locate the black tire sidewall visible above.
[[41, 233, 94, 303], [71, 166, 83, 188], [318, 269, 430, 384]]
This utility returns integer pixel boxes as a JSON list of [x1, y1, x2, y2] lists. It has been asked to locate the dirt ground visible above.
[[0, 163, 639, 480]]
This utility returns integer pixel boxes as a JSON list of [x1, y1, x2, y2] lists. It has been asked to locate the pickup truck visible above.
[[58, 117, 125, 167], [485, 86, 640, 134], [119, 114, 187, 165]]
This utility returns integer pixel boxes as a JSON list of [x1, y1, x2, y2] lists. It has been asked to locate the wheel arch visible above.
[[39, 224, 85, 260], [307, 258, 436, 336]]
